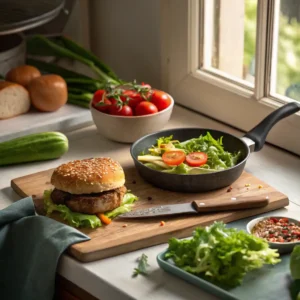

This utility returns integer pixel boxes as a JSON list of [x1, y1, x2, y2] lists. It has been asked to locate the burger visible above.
[[44, 157, 138, 228]]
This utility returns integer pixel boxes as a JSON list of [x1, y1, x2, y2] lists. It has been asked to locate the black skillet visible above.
[[130, 102, 300, 192]]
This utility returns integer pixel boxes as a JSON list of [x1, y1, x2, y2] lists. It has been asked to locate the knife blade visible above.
[[118, 194, 271, 219]]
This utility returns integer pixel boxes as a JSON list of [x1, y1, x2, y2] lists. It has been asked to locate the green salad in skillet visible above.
[[137, 132, 242, 174]]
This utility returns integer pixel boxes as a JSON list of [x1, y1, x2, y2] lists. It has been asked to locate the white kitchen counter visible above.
[[0, 105, 300, 300]]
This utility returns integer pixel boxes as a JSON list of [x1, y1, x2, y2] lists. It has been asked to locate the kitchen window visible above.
[[161, 0, 300, 155]]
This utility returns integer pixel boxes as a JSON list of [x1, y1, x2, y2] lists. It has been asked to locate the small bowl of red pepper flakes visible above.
[[247, 216, 300, 254]]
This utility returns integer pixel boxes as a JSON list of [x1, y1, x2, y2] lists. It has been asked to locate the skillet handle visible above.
[[244, 102, 300, 152]]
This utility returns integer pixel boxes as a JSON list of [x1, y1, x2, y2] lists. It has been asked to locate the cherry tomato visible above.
[[150, 90, 172, 111], [186, 152, 208, 167], [109, 103, 133, 116], [135, 101, 158, 116], [92, 90, 111, 113], [121, 90, 143, 109], [162, 151, 186, 166]]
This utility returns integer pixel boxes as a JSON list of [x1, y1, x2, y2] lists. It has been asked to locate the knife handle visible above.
[[192, 195, 270, 213]]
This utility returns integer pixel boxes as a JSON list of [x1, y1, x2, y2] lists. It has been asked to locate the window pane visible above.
[[271, 0, 300, 102], [203, 0, 257, 85]]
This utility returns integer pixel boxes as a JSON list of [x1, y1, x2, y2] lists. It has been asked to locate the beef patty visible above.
[[51, 185, 127, 214]]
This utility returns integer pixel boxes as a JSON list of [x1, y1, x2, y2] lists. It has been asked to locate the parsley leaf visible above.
[[133, 254, 149, 277]]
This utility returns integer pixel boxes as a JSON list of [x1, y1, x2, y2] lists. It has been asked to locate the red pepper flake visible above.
[[251, 217, 300, 243], [278, 237, 284, 243], [147, 196, 152, 201], [122, 224, 128, 228], [160, 221, 165, 226], [279, 218, 289, 223], [227, 186, 233, 192], [132, 180, 136, 184]]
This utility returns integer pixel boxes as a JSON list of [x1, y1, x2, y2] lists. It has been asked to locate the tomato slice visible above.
[[162, 151, 186, 166], [186, 152, 208, 167]]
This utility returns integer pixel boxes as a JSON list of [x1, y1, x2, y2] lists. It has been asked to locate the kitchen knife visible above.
[[118, 195, 270, 219]]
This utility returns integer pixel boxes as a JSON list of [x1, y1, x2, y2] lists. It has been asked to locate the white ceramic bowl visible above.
[[90, 94, 174, 143], [247, 216, 300, 254]]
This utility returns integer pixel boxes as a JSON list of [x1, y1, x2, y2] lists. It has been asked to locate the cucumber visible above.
[[0, 132, 69, 166]]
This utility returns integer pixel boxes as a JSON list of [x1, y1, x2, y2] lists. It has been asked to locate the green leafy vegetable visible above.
[[165, 222, 280, 288], [290, 245, 300, 300], [105, 192, 138, 219], [67, 91, 93, 108], [162, 163, 217, 174], [144, 162, 166, 171], [26, 35, 119, 84], [175, 132, 241, 170], [57, 36, 120, 82], [133, 253, 149, 277], [44, 190, 138, 228], [44, 190, 101, 228], [26, 57, 93, 80], [289, 280, 300, 300], [157, 135, 174, 148], [138, 132, 242, 174], [291, 245, 300, 280], [148, 135, 175, 156], [65, 78, 104, 93]]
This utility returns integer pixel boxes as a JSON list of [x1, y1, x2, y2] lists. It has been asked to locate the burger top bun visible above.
[[51, 157, 126, 194]]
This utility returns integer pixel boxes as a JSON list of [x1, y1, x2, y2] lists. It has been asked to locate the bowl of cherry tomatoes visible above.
[[90, 82, 174, 143]]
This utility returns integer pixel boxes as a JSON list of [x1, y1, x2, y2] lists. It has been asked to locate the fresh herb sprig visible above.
[[133, 254, 150, 277]]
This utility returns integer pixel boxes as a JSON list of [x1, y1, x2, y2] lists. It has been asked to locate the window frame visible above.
[[160, 0, 300, 155]]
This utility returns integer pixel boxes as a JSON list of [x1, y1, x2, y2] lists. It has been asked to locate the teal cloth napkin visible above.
[[0, 197, 90, 300]]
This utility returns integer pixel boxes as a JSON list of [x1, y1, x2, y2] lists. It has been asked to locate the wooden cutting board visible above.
[[11, 166, 289, 262]]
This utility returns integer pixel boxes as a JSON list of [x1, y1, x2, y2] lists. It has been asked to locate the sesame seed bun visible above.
[[51, 157, 125, 194]]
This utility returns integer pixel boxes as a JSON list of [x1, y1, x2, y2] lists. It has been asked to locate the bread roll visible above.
[[51, 157, 126, 194], [28, 75, 68, 112], [0, 81, 30, 119], [6, 65, 41, 87]]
